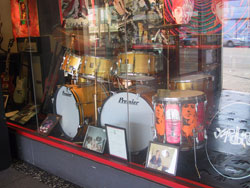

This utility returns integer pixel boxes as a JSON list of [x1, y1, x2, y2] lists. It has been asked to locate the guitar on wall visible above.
[[13, 38, 28, 104], [1, 38, 15, 95]]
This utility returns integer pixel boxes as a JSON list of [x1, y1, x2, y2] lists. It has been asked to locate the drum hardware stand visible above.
[[193, 129, 201, 179], [93, 30, 98, 125], [166, 29, 170, 90]]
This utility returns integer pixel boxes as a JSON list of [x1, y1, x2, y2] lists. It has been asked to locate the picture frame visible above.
[[38, 114, 61, 136], [82, 125, 107, 154], [105, 124, 128, 161], [146, 142, 179, 176], [3, 95, 9, 109], [10, 104, 39, 125]]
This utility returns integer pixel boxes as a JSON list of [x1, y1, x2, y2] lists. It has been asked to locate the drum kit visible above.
[[51, 27, 214, 157]]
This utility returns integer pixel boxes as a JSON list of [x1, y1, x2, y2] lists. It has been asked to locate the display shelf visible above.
[[7, 121, 212, 188]]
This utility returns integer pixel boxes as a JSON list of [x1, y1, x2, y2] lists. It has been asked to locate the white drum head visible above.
[[100, 92, 154, 153], [55, 86, 82, 139]]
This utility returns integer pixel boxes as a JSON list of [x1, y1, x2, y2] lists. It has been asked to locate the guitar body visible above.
[[0, 72, 15, 94], [13, 76, 27, 104], [1, 39, 15, 95]]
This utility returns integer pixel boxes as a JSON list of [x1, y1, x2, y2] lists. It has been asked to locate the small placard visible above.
[[105, 124, 128, 161], [146, 142, 179, 176], [38, 114, 61, 136], [82, 125, 107, 154]]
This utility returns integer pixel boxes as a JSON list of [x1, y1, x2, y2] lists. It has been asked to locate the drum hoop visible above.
[[68, 53, 82, 59], [118, 73, 153, 76], [84, 55, 112, 61], [118, 51, 156, 56], [171, 74, 213, 83], [152, 93, 206, 103]]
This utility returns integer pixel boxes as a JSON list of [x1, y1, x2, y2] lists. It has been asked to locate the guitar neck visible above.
[[4, 39, 14, 74], [5, 53, 11, 74]]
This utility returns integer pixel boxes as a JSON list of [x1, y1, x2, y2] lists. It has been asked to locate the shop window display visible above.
[[2, 0, 250, 187]]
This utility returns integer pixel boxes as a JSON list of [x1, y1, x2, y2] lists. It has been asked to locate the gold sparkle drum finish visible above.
[[61, 52, 82, 76], [116, 51, 157, 81], [54, 84, 109, 139], [78, 56, 113, 82]]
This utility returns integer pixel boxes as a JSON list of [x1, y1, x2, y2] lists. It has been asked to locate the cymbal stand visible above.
[[94, 28, 98, 125], [166, 29, 170, 89]]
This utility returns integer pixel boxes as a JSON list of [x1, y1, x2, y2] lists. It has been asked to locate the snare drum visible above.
[[152, 89, 207, 151], [61, 52, 82, 75], [117, 51, 156, 81], [100, 85, 156, 153], [54, 84, 109, 139], [78, 56, 113, 82]]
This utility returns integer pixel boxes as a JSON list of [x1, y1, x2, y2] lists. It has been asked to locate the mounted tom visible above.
[[116, 51, 157, 81]]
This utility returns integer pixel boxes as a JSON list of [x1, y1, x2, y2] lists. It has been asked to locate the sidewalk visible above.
[[0, 159, 81, 188]]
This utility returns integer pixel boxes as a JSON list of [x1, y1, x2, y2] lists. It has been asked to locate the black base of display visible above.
[[8, 129, 172, 188]]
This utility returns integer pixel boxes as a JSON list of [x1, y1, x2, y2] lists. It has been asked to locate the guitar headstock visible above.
[[8, 38, 15, 49]]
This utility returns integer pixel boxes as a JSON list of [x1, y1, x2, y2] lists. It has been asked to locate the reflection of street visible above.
[[223, 48, 250, 93]]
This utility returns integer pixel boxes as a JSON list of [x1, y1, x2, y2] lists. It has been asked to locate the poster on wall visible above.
[[59, 0, 89, 28], [163, 0, 250, 35], [10, 0, 40, 38]]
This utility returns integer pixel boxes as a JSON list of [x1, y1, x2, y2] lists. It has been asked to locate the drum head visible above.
[[100, 92, 154, 153], [55, 86, 82, 139]]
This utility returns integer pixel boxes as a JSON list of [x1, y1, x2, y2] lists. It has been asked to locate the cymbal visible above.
[[52, 26, 90, 53]]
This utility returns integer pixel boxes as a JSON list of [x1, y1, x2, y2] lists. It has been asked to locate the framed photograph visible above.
[[105, 124, 128, 161], [83, 126, 107, 154], [3, 95, 9, 109], [38, 114, 61, 136], [10, 104, 40, 124], [146, 142, 179, 176]]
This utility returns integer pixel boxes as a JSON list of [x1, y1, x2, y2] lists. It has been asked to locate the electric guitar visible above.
[[13, 76, 27, 104], [0, 39, 15, 94], [13, 38, 28, 104]]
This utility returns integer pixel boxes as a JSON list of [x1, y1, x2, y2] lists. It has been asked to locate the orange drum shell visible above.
[[117, 52, 156, 75], [66, 84, 109, 125], [79, 56, 113, 81]]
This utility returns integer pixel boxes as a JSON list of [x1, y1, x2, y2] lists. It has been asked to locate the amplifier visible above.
[[17, 36, 50, 53]]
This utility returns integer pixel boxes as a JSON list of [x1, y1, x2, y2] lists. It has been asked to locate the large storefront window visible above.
[[2, 0, 250, 187]]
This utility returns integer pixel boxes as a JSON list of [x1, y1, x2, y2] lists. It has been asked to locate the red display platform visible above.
[[7, 121, 212, 188]]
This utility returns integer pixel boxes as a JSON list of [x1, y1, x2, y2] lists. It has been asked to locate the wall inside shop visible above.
[[0, 0, 17, 53]]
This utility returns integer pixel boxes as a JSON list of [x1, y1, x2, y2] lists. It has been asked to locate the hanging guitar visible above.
[[1, 38, 15, 95], [13, 38, 28, 104]]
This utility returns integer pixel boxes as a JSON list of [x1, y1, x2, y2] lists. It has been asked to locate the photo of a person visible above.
[[84, 136, 93, 149], [149, 150, 162, 169], [172, 0, 194, 24], [83, 126, 107, 153], [146, 142, 179, 175]]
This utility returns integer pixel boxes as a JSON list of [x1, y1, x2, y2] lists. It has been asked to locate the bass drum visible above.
[[100, 85, 156, 153], [54, 84, 109, 139]]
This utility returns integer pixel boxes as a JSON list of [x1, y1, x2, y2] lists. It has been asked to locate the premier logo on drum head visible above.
[[118, 97, 139, 105]]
